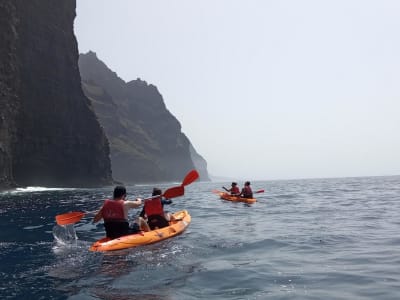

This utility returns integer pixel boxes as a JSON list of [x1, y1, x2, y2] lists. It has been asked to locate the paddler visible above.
[[93, 185, 150, 239], [223, 182, 240, 196], [140, 187, 176, 230], [239, 181, 253, 198]]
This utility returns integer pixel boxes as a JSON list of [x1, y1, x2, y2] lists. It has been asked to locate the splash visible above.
[[52, 224, 78, 246]]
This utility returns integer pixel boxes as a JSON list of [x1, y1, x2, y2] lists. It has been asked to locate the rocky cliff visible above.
[[0, 1, 18, 189], [79, 51, 210, 183], [0, 1, 112, 188], [189, 144, 210, 181]]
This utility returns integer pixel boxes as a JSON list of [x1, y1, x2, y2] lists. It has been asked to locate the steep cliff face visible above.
[[79, 51, 210, 183], [189, 143, 210, 181], [0, 1, 112, 188], [0, 2, 18, 188]]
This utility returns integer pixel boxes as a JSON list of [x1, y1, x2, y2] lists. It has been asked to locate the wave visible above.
[[10, 186, 77, 193]]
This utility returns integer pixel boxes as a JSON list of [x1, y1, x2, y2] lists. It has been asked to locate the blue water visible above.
[[1, 176, 400, 299]]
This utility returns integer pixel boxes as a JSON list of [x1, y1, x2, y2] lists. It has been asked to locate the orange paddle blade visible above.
[[182, 169, 199, 186], [255, 189, 265, 193], [55, 211, 85, 225], [163, 186, 184, 198], [212, 189, 222, 194]]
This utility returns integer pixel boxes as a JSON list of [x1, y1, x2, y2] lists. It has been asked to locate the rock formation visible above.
[[0, 1, 112, 189], [189, 144, 210, 181], [79, 51, 210, 183]]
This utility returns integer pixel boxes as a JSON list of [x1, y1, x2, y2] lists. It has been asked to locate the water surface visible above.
[[1, 176, 399, 299]]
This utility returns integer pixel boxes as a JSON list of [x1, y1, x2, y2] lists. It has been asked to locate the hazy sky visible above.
[[75, 0, 400, 180]]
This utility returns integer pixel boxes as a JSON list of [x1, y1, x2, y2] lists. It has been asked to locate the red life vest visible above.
[[144, 197, 164, 217], [102, 199, 125, 221], [242, 186, 253, 198], [231, 186, 240, 194]]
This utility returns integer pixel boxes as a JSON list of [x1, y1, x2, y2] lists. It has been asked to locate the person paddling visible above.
[[140, 188, 176, 230], [223, 182, 240, 196], [93, 185, 149, 239], [239, 181, 253, 198]]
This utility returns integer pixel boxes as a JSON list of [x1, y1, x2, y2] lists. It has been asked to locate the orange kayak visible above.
[[89, 210, 191, 252], [218, 192, 257, 204]]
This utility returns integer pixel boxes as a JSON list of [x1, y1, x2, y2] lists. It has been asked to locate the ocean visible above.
[[0, 176, 399, 299]]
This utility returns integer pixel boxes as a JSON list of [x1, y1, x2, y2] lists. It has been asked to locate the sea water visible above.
[[0, 176, 399, 299]]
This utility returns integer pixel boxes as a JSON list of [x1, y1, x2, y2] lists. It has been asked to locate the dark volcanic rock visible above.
[[0, 1, 18, 189], [79, 51, 210, 183], [0, 1, 112, 188]]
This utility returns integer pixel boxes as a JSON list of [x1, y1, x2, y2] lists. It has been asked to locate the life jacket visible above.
[[242, 186, 253, 198], [144, 197, 164, 217], [102, 199, 125, 221], [231, 186, 240, 194]]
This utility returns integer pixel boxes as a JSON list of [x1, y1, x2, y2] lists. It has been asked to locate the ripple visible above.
[[1, 177, 400, 299]]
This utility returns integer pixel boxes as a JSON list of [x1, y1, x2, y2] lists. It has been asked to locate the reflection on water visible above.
[[89, 289, 174, 300]]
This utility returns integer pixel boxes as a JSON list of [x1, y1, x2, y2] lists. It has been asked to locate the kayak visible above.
[[218, 192, 257, 204], [89, 210, 191, 252]]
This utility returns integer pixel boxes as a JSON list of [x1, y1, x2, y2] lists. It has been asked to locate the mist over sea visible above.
[[1, 176, 399, 299]]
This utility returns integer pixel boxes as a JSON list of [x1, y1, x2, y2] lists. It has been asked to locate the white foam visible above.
[[12, 186, 76, 193]]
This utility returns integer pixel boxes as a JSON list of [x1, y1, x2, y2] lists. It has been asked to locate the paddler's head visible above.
[[231, 182, 237, 186], [152, 188, 162, 197], [113, 185, 127, 200]]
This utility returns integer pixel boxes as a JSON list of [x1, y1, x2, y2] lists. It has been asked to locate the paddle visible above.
[[160, 185, 184, 199], [55, 170, 198, 226], [55, 211, 86, 226], [182, 169, 199, 186], [143, 169, 198, 201]]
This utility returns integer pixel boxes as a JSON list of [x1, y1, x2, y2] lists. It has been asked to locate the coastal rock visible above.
[[189, 143, 210, 181], [79, 51, 210, 183], [0, 1, 112, 188]]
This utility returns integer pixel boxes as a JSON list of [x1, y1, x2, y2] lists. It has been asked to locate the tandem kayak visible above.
[[218, 192, 257, 204], [89, 210, 191, 252]]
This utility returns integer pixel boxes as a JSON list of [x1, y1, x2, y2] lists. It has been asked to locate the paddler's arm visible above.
[[93, 207, 103, 223], [124, 198, 142, 209], [162, 198, 172, 205], [123, 198, 143, 220]]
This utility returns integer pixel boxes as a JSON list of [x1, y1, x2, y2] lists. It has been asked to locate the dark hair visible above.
[[245, 181, 251, 186], [113, 185, 127, 199], [232, 182, 237, 186], [152, 188, 162, 196]]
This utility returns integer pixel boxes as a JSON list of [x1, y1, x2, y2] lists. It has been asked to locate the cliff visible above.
[[189, 144, 210, 181], [79, 51, 210, 183], [0, 1, 18, 188], [0, 1, 112, 188]]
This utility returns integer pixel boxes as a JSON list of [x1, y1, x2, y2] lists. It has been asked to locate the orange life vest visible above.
[[144, 197, 164, 217], [102, 199, 125, 221]]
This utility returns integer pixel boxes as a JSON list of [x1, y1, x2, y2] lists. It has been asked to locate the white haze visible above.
[[75, 0, 400, 180]]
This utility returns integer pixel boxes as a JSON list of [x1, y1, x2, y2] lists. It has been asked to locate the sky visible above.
[[74, 0, 400, 181]]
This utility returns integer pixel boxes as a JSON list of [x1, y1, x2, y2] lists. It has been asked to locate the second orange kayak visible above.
[[218, 192, 257, 204]]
